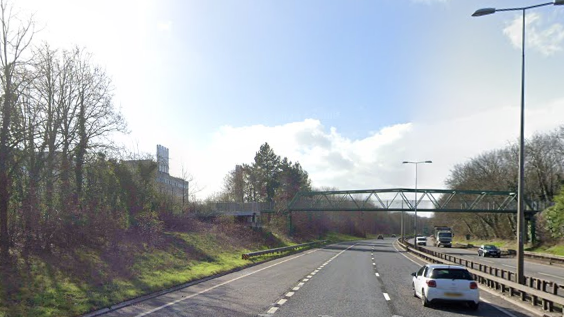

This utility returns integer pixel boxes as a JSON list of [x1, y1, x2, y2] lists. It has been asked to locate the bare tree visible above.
[[0, 0, 34, 260]]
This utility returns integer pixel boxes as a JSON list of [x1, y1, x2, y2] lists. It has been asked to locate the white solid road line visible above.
[[481, 297, 520, 317], [539, 272, 564, 280], [392, 241, 422, 266], [133, 250, 318, 317]]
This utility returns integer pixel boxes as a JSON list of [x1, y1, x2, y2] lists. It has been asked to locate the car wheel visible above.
[[468, 302, 479, 310], [421, 289, 430, 307], [412, 283, 417, 298]]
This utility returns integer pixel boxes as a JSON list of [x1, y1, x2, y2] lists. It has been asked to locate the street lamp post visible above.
[[403, 161, 432, 241], [472, 0, 564, 285]]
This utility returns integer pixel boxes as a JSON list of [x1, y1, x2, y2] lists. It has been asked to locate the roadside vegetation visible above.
[[431, 128, 564, 252], [1, 220, 364, 317], [2, 0, 564, 316], [0, 2, 377, 316]]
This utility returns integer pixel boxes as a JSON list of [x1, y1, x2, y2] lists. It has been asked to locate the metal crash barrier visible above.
[[398, 239, 564, 315], [242, 240, 327, 260]]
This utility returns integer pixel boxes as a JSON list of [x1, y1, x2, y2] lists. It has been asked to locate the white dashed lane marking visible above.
[[263, 243, 358, 315], [539, 272, 563, 279], [383, 293, 391, 301]]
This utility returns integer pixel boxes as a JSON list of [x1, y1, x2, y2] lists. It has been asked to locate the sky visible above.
[[16, 0, 564, 199]]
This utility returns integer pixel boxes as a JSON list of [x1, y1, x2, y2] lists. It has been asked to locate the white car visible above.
[[411, 264, 479, 310], [415, 236, 427, 246]]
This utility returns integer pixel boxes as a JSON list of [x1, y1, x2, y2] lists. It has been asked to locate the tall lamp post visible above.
[[403, 161, 432, 241], [472, 0, 564, 285]]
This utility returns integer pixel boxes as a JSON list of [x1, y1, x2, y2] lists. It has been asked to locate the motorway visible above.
[[424, 242, 564, 285], [102, 239, 537, 317]]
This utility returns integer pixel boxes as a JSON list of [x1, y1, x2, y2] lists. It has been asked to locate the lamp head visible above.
[[472, 8, 496, 17], [425, 160, 433, 164], [555, 0, 564, 5]]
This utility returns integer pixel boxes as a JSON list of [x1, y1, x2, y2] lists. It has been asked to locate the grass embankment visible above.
[[0, 225, 360, 317]]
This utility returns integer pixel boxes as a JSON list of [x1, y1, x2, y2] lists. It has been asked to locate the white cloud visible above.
[[503, 13, 564, 56], [182, 95, 564, 200], [157, 21, 173, 32]]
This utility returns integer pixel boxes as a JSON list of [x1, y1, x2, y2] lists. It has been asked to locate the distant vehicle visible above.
[[391, 234, 396, 238], [377, 234, 384, 240], [412, 264, 479, 310], [478, 245, 501, 258], [415, 236, 427, 246], [434, 226, 453, 248]]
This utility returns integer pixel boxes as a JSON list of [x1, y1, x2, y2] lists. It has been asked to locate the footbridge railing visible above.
[[287, 188, 547, 214]]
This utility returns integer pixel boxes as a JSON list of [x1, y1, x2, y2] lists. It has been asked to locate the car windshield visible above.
[[484, 245, 497, 250], [438, 232, 452, 238], [430, 268, 473, 280]]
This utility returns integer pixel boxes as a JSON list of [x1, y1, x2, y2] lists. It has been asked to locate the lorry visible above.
[[434, 226, 453, 248]]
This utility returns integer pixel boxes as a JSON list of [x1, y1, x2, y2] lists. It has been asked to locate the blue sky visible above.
[[18, 0, 564, 198]]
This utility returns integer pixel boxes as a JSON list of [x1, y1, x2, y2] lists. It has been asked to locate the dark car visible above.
[[478, 244, 501, 258], [377, 234, 384, 240]]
